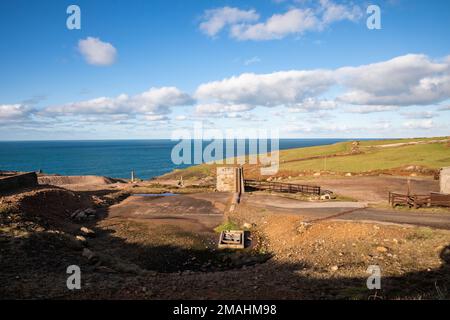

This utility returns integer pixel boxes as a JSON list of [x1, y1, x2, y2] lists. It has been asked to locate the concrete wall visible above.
[[441, 167, 450, 194], [0, 172, 38, 193]]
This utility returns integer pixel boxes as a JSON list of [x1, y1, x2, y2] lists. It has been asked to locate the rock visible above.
[[76, 235, 87, 242], [82, 248, 96, 260], [320, 194, 332, 200], [313, 172, 321, 177], [330, 265, 339, 272], [297, 222, 312, 234], [84, 208, 96, 215], [242, 223, 252, 229], [376, 246, 388, 253], [80, 227, 95, 238], [345, 173, 352, 177]]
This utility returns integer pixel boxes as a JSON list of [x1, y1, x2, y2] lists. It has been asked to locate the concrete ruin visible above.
[[440, 167, 450, 194], [218, 230, 245, 249], [216, 167, 244, 193], [0, 172, 38, 193]]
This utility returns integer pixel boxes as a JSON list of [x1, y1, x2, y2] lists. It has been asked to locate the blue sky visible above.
[[0, 0, 449, 140]]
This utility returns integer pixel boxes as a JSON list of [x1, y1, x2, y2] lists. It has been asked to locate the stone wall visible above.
[[441, 167, 450, 194], [216, 167, 244, 193], [0, 172, 38, 193], [216, 167, 238, 192]]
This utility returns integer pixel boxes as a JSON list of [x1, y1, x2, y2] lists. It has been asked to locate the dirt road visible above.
[[243, 194, 450, 230]]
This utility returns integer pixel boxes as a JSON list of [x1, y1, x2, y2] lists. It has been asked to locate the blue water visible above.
[[0, 139, 350, 179]]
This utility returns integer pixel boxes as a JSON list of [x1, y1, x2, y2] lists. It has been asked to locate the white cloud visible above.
[[194, 53, 450, 116], [195, 70, 335, 107], [345, 105, 398, 114], [401, 111, 436, 119], [337, 54, 450, 106], [438, 104, 450, 111], [200, 1, 363, 41], [244, 56, 261, 66], [287, 98, 337, 112], [403, 119, 434, 129], [231, 8, 319, 40], [0, 104, 34, 120], [143, 115, 169, 121], [78, 37, 117, 66], [43, 87, 194, 118], [199, 7, 259, 37], [175, 115, 188, 121], [195, 103, 254, 115], [319, 0, 363, 25]]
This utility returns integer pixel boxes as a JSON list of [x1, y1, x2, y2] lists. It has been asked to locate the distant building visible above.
[[440, 167, 450, 194]]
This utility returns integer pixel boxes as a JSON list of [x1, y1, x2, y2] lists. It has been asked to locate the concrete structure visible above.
[[216, 167, 244, 193], [0, 172, 38, 193], [440, 167, 450, 194]]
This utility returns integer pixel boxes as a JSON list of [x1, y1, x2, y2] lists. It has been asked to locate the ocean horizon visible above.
[[0, 139, 359, 179]]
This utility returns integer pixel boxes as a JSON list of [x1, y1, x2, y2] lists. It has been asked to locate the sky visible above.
[[0, 0, 449, 140]]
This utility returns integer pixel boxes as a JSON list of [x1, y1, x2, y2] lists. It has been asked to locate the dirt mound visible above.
[[38, 175, 117, 186], [12, 188, 91, 228]]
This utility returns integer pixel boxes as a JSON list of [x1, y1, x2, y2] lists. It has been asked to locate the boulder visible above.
[[80, 227, 95, 238]]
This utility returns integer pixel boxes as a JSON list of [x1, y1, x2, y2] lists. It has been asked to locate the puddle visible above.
[[133, 193, 178, 197]]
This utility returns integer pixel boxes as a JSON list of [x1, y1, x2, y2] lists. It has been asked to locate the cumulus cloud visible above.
[[200, 1, 363, 41], [337, 54, 450, 106], [286, 98, 337, 112], [42, 87, 194, 118], [78, 37, 117, 66], [196, 70, 335, 107], [0, 104, 34, 121], [231, 8, 320, 40], [199, 7, 259, 37], [193, 54, 450, 115], [319, 0, 363, 25], [195, 103, 254, 115]]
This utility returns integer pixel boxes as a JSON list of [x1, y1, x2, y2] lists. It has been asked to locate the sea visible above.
[[0, 139, 350, 179]]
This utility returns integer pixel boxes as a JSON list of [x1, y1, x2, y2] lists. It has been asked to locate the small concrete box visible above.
[[440, 167, 450, 195], [218, 230, 245, 249]]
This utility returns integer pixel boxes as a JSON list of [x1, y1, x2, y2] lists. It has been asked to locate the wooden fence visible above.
[[388, 192, 450, 208], [244, 179, 322, 195]]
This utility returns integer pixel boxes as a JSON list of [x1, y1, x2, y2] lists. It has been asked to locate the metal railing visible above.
[[244, 179, 321, 195]]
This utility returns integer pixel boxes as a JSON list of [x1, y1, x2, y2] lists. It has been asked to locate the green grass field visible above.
[[161, 137, 450, 179]]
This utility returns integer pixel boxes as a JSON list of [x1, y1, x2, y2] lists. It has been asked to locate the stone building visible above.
[[440, 167, 450, 194], [216, 167, 244, 193]]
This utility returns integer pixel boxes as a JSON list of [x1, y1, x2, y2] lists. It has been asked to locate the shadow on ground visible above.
[[1, 186, 449, 299]]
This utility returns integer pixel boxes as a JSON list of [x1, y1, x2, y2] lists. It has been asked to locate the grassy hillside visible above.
[[160, 137, 450, 180]]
